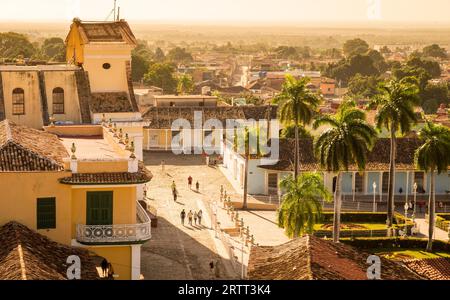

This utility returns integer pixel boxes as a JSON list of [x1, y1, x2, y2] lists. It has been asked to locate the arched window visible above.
[[12, 88, 25, 115], [52, 87, 64, 114]]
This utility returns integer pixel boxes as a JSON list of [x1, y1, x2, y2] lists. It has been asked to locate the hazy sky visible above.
[[1, 0, 450, 24]]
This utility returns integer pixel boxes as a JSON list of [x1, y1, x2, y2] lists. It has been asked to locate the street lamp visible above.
[[412, 182, 418, 222], [404, 201, 409, 237], [372, 181, 377, 212]]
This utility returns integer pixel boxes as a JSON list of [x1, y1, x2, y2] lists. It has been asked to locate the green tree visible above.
[[274, 75, 322, 179], [347, 74, 382, 99], [239, 92, 264, 106], [421, 83, 449, 114], [368, 79, 420, 228], [414, 121, 450, 252], [280, 124, 312, 139], [41, 37, 66, 62], [313, 101, 376, 242], [0, 32, 36, 59], [407, 57, 441, 78], [343, 38, 369, 57], [277, 173, 332, 238], [143, 63, 177, 94], [167, 47, 193, 64], [154, 47, 165, 62], [422, 44, 447, 59], [177, 74, 194, 95]]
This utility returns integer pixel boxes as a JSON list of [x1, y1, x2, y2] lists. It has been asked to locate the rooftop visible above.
[[247, 235, 422, 280], [60, 136, 124, 160], [0, 120, 68, 171], [0, 64, 80, 72], [68, 19, 137, 45], [0, 222, 103, 280]]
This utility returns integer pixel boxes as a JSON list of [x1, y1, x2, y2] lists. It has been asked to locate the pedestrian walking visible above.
[[197, 209, 203, 225], [180, 209, 186, 225], [196, 181, 200, 193], [101, 258, 108, 277], [194, 211, 198, 225], [188, 176, 193, 189], [188, 210, 193, 225], [171, 180, 177, 191], [173, 189, 178, 202], [209, 261, 215, 278]]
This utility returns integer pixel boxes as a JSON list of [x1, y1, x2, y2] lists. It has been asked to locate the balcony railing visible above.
[[76, 201, 152, 244]]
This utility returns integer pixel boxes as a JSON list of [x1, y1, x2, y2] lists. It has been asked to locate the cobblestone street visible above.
[[140, 152, 240, 280]]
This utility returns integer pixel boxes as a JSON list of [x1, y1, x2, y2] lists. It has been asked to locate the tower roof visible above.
[[67, 19, 137, 45]]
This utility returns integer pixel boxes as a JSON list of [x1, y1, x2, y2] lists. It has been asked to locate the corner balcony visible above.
[[76, 201, 152, 245]]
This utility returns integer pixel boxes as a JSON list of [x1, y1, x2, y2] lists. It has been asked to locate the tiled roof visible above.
[[90, 92, 137, 113], [59, 164, 152, 185], [74, 20, 137, 45], [0, 120, 68, 171], [247, 235, 422, 280], [142, 106, 278, 129], [403, 258, 450, 280], [0, 222, 103, 280], [259, 138, 425, 171]]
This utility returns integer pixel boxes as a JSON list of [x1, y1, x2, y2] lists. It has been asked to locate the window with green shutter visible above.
[[37, 198, 56, 229]]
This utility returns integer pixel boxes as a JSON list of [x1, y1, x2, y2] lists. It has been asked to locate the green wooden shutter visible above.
[[37, 198, 56, 229], [86, 191, 113, 225]]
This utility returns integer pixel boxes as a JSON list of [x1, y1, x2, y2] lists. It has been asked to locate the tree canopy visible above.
[[143, 62, 178, 94], [343, 38, 369, 57]]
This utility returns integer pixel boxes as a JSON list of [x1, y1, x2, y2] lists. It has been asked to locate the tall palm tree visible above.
[[368, 79, 419, 228], [233, 125, 265, 210], [414, 121, 450, 252], [313, 101, 377, 242], [274, 75, 321, 179], [278, 173, 332, 238]]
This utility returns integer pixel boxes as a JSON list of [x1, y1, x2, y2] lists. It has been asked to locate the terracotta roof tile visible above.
[[0, 120, 68, 171], [59, 164, 152, 185], [75, 21, 137, 45], [259, 138, 425, 171], [248, 235, 422, 280], [90, 92, 137, 113], [403, 258, 450, 280], [0, 222, 103, 280]]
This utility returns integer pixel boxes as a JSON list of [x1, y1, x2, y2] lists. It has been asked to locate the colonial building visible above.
[[222, 138, 450, 203], [0, 120, 152, 279], [0, 19, 144, 159]]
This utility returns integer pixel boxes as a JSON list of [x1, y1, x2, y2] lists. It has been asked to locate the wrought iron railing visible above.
[[76, 201, 151, 244]]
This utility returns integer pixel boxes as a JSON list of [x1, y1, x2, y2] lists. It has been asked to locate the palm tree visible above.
[[233, 125, 265, 210], [313, 101, 377, 242], [177, 74, 194, 95], [274, 75, 321, 179], [368, 79, 419, 228], [278, 173, 332, 238], [414, 121, 450, 252]]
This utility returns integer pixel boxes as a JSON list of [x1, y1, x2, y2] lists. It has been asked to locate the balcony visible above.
[[76, 201, 152, 245]]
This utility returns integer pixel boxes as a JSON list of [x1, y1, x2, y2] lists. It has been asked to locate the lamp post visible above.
[[372, 181, 377, 213], [412, 182, 417, 222], [404, 202, 409, 237]]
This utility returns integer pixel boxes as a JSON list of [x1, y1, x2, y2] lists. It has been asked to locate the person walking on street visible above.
[[196, 181, 200, 193], [188, 210, 193, 226], [197, 209, 203, 225], [180, 209, 186, 225], [188, 176, 193, 189], [173, 189, 178, 202], [194, 211, 198, 225]]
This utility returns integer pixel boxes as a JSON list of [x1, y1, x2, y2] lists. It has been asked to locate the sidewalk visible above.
[[415, 218, 449, 242]]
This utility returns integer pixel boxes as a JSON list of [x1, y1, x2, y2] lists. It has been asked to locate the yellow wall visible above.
[[76, 161, 129, 173], [66, 24, 84, 64], [43, 71, 82, 123], [0, 172, 72, 244], [71, 186, 137, 238], [1, 71, 44, 129], [83, 44, 133, 93], [90, 246, 132, 280]]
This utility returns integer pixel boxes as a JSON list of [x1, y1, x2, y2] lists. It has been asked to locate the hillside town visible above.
[[0, 4, 450, 283]]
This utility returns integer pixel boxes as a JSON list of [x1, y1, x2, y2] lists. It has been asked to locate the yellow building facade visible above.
[[0, 120, 152, 280]]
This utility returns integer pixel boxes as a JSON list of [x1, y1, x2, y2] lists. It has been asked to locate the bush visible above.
[[320, 212, 410, 225], [436, 213, 450, 232]]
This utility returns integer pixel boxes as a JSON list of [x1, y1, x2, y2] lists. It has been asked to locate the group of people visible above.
[[188, 176, 200, 192], [180, 209, 203, 227]]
